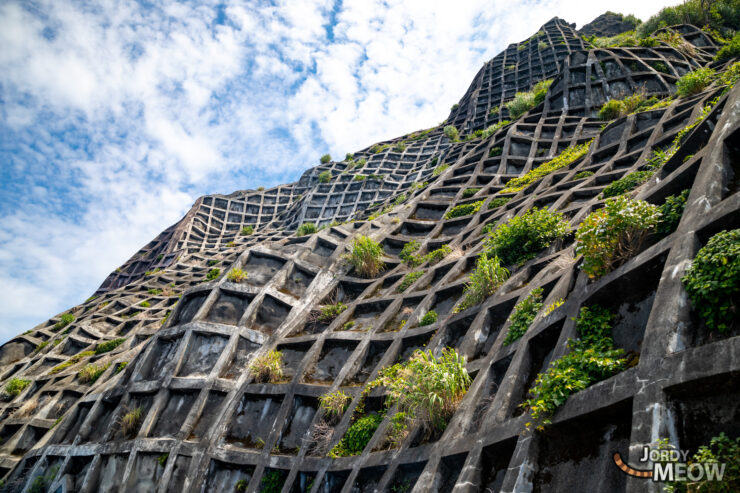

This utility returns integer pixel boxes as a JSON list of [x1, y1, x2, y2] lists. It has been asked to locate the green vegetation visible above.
[[575, 196, 660, 278], [600, 170, 653, 198], [445, 200, 484, 219], [400, 240, 421, 265], [235, 479, 248, 492], [523, 305, 625, 428], [455, 253, 510, 312], [318, 170, 332, 183], [462, 188, 481, 198], [676, 67, 715, 97], [227, 268, 247, 283], [636, 0, 740, 38], [96, 338, 126, 354], [50, 351, 95, 374], [432, 163, 449, 176], [55, 313, 75, 331], [117, 362, 128, 373], [78, 362, 110, 384], [419, 310, 438, 326], [249, 350, 285, 383], [296, 222, 318, 236], [318, 302, 347, 323], [206, 268, 220, 281], [400, 242, 451, 267], [240, 225, 254, 235], [485, 207, 570, 266], [225, 241, 235, 248], [5, 378, 30, 397], [664, 432, 740, 493], [344, 235, 385, 277], [716, 31, 740, 61], [598, 93, 665, 120], [121, 407, 143, 437], [394, 141, 407, 152], [488, 197, 511, 209], [319, 390, 351, 420], [443, 125, 459, 142], [207, 259, 218, 266], [139, 301, 150, 307], [341, 321, 355, 331], [489, 146, 503, 158], [505, 79, 552, 119], [424, 245, 452, 265], [656, 189, 689, 235], [398, 271, 424, 292], [681, 229, 740, 333], [502, 288, 544, 345], [320, 154, 331, 164], [500, 140, 592, 193], [260, 469, 286, 493], [573, 170, 594, 180], [29, 465, 59, 493], [148, 288, 162, 295], [157, 453, 169, 467], [328, 413, 383, 457]]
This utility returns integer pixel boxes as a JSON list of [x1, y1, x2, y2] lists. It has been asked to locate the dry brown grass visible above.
[[13, 397, 38, 418]]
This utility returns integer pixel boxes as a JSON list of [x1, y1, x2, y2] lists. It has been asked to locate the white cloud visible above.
[[0, 0, 677, 343]]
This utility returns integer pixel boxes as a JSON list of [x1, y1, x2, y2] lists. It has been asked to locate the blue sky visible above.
[[0, 0, 675, 344]]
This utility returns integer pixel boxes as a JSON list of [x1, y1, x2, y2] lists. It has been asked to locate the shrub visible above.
[[318, 302, 347, 323], [523, 305, 625, 428], [424, 245, 452, 265], [664, 432, 740, 493], [319, 390, 351, 420], [398, 271, 424, 292], [96, 338, 126, 354], [207, 259, 218, 266], [575, 196, 661, 278], [50, 351, 95, 374], [600, 170, 654, 198], [637, 0, 740, 38], [598, 93, 660, 120], [225, 241, 235, 248], [260, 469, 286, 493], [489, 146, 503, 158], [296, 222, 318, 236], [240, 225, 254, 235], [715, 32, 740, 61], [500, 140, 592, 193], [5, 378, 30, 397], [368, 348, 471, 433], [394, 141, 407, 152], [344, 236, 385, 277], [320, 154, 331, 164], [443, 125, 459, 141], [717, 60, 740, 87], [318, 170, 331, 183], [485, 207, 570, 266], [432, 163, 449, 176], [117, 362, 128, 373], [445, 201, 484, 219], [656, 189, 689, 235], [227, 268, 247, 283], [502, 288, 544, 345], [676, 68, 715, 97], [55, 313, 75, 331], [462, 188, 481, 198], [573, 170, 594, 180], [488, 197, 511, 209], [681, 229, 740, 333], [249, 350, 285, 383], [455, 253, 510, 312], [419, 310, 438, 326], [121, 407, 143, 437], [235, 479, 248, 492], [342, 321, 355, 330], [400, 240, 421, 265], [206, 268, 220, 281], [328, 413, 383, 457], [505, 79, 552, 119], [78, 362, 110, 383]]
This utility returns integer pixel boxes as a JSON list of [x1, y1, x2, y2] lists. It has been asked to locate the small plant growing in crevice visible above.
[[296, 222, 318, 236], [240, 225, 253, 235], [575, 196, 660, 278], [116, 362, 128, 373], [235, 479, 248, 492], [505, 79, 552, 119], [656, 189, 689, 235], [455, 253, 510, 312], [681, 229, 740, 333], [419, 310, 438, 326], [443, 125, 459, 142], [462, 188, 481, 198], [445, 201, 484, 219], [96, 338, 126, 354], [319, 390, 351, 422], [260, 469, 286, 493], [400, 240, 421, 265], [341, 321, 355, 331], [502, 287, 543, 345], [120, 407, 143, 437], [320, 154, 331, 164], [249, 350, 285, 383], [488, 197, 511, 209], [4, 378, 30, 398], [78, 362, 110, 384], [432, 163, 449, 176], [600, 170, 653, 198], [157, 453, 169, 467], [676, 67, 715, 97], [489, 146, 503, 158], [227, 268, 247, 283], [328, 413, 383, 458], [573, 170, 594, 180], [206, 268, 220, 281], [318, 302, 347, 323], [398, 271, 424, 292], [318, 170, 331, 183], [500, 140, 592, 194], [344, 235, 385, 278], [28, 465, 59, 493], [54, 313, 75, 331]]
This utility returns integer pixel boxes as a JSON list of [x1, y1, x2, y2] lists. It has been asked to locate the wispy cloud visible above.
[[0, 0, 675, 343]]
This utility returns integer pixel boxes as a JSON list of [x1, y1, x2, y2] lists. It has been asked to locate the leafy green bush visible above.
[[240, 225, 254, 235], [329, 413, 383, 457], [523, 305, 625, 428], [368, 348, 471, 433], [28, 465, 59, 493], [716, 32, 740, 61], [260, 469, 286, 493], [95, 338, 126, 354], [424, 245, 452, 265], [657, 189, 689, 235], [398, 271, 424, 292], [318, 170, 332, 183], [419, 310, 438, 326], [664, 432, 740, 493], [296, 223, 318, 236], [78, 362, 110, 383], [637, 0, 740, 38], [485, 207, 570, 265], [502, 288, 544, 345], [206, 268, 220, 281], [681, 229, 740, 333], [573, 170, 594, 180], [600, 170, 654, 198], [489, 146, 503, 158], [598, 93, 662, 120], [121, 407, 143, 437], [320, 154, 331, 164], [676, 68, 715, 97], [400, 241, 421, 265], [500, 140, 592, 193], [318, 302, 347, 323], [505, 80, 552, 119], [319, 390, 351, 420], [462, 188, 481, 198], [345, 236, 385, 277], [443, 125, 459, 141], [432, 163, 449, 176], [249, 350, 285, 383], [455, 253, 510, 312], [227, 268, 247, 283], [5, 378, 30, 397], [445, 201, 484, 219], [55, 313, 75, 331], [575, 196, 661, 278], [394, 141, 407, 152], [139, 301, 150, 307]]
